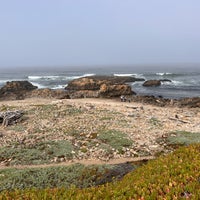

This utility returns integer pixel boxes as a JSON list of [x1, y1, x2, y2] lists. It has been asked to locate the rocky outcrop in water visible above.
[[0, 81, 70, 100], [143, 80, 161, 87], [66, 76, 140, 98], [66, 76, 144, 91], [159, 79, 172, 83], [142, 79, 172, 87], [99, 84, 135, 97]]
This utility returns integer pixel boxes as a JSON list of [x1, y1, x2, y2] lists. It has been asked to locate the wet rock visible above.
[[0, 81, 72, 100], [160, 79, 172, 82], [143, 80, 161, 87]]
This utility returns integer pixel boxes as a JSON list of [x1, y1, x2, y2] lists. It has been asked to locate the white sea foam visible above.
[[52, 85, 66, 89], [114, 73, 145, 79], [28, 76, 42, 80], [156, 72, 173, 76], [163, 80, 183, 86], [28, 75, 60, 80], [66, 73, 95, 80], [30, 82, 46, 89], [0, 80, 10, 84], [81, 73, 95, 77], [114, 73, 135, 77], [28, 73, 95, 81]]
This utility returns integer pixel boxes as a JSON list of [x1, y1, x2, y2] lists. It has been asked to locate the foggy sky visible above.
[[0, 0, 200, 68]]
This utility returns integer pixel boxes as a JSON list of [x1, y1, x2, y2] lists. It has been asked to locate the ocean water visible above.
[[0, 65, 200, 99]]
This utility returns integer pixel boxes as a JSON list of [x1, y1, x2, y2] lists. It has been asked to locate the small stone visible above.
[[122, 147, 126, 152]]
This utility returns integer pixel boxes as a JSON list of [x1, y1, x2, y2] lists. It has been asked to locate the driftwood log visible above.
[[0, 110, 24, 126]]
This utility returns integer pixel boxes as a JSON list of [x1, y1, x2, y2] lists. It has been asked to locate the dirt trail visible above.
[[0, 156, 155, 170]]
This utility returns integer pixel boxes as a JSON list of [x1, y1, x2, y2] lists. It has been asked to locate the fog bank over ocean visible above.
[[1, 63, 200, 73]]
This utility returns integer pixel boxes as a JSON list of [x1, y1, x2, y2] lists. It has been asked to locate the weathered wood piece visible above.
[[0, 110, 24, 126]]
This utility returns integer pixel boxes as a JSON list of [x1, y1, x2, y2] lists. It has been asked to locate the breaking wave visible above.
[[156, 72, 173, 76], [28, 73, 95, 81], [114, 73, 145, 79]]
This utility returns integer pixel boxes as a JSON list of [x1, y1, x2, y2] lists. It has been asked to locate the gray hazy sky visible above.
[[0, 0, 200, 68]]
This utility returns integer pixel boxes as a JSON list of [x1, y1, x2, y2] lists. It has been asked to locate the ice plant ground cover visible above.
[[0, 144, 199, 199]]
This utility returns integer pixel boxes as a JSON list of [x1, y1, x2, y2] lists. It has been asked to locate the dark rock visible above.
[[160, 79, 172, 82], [143, 80, 161, 87], [178, 97, 200, 108], [132, 95, 171, 107], [0, 81, 71, 100], [131, 95, 200, 108], [0, 81, 37, 92]]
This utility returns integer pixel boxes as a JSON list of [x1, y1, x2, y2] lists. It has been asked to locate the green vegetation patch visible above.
[[2, 144, 199, 199], [0, 140, 74, 165], [97, 129, 133, 153], [0, 164, 115, 191], [149, 117, 163, 127], [167, 131, 200, 146]]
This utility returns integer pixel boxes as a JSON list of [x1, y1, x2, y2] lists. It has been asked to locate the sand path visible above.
[[0, 156, 155, 170]]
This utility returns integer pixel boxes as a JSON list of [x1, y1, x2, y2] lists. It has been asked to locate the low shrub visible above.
[[0, 140, 74, 165], [0, 163, 133, 192], [1, 144, 199, 199], [167, 130, 200, 146], [97, 129, 133, 153]]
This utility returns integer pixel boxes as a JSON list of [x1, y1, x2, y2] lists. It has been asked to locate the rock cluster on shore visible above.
[[65, 76, 144, 98], [0, 77, 199, 108], [0, 81, 37, 100]]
